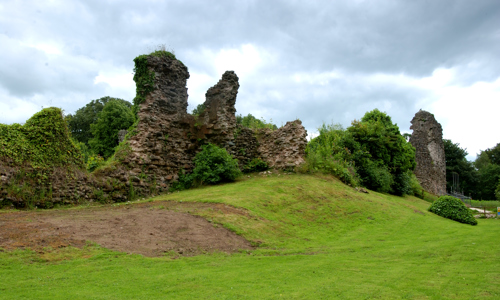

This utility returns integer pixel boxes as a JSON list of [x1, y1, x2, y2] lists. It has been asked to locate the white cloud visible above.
[[430, 77, 500, 159], [93, 68, 135, 102]]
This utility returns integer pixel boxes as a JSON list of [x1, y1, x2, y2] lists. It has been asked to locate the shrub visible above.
[[86, 154, 105, 172], [302, 123, 359, 186], [391, 171, 413, 196], [191, 144, 242, 185], [429, 196, 477, 225], [169, 171, 194, 192], [242, 158, 269, 173]]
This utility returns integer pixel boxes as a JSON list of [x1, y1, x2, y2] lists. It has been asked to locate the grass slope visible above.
[[1, 173, 499, 299]]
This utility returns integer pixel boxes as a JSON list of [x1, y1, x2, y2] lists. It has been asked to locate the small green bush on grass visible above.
[[192, 144, 241, 185], [429, 196, 477, 225], [169, 144, 242, 191]]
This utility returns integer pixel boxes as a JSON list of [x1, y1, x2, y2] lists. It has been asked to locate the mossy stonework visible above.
[[0, 108, 101, 208], [0, 51, 307, 208]]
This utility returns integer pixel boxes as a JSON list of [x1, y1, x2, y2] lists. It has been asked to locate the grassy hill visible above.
[[1, 173, 499, 299]]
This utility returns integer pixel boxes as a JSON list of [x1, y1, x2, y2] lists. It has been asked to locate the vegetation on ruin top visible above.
[[0, 107, 83, 169]]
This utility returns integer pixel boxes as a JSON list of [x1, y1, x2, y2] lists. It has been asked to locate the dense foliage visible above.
[[0, 107, 83, 169], [191, 144, 242, 185], [236, 114, 278, 130], [169, 144, 242, 191], [132, 54, 155, 107], [305, 109, 416, 195], [347, 110, 416, 195], [443, 139, 478, 197], [429, 196, 477, 225], [88, 99, 135, 159], [191, 103, 206, 116], [242, 158, 269, 173], [301, 123, 359, 186], [65, 97, 131, 145], [474, 143, 500, 200]]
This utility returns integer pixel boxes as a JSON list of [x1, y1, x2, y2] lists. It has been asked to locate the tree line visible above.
[[444, 140, 500, 200], [66, 97, 499, 200]]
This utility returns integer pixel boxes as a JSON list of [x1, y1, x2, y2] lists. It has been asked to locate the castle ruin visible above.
[[409, 110, 446, 196]]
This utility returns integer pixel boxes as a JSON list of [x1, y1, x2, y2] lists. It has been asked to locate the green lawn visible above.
[[1, 173, 499, 299]]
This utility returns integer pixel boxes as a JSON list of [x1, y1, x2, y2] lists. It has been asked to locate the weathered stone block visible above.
[[409, 110, 446, 195]]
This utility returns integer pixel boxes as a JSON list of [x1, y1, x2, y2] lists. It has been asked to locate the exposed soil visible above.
[[0, 201, 254, 257]]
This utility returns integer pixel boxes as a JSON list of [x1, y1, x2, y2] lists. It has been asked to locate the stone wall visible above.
[[125, 54, 305, 189], [0, 52, 308, 208], [256, 120, 308, 169], [105, 53, 308, 196], [409, 110, 446, 196]]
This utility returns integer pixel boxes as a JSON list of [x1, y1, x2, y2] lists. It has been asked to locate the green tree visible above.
[[474, 143, 500, 200], [477, 164, 500, 200], [443, 139, 478, 197], [65, 96, 132, 145], [191, 103, 206, 116], [88, 99, 135, 159], [305, 109, 416, 195], [480, 143, 500, 165], [346, 109, 416, 195]]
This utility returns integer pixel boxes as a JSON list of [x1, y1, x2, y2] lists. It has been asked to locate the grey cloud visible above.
[[1, 0, 499, 155]]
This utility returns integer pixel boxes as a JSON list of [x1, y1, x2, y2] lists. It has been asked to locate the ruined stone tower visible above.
[[117, 51, 307, 194], [409, 110, 446, 196], [0, 51, 309, 207]]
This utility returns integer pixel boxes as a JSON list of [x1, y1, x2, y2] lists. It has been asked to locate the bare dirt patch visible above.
[[0, 201, 254, 257]]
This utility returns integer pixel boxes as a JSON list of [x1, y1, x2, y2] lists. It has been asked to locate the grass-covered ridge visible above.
[[1, 173, 498, 299], [0, 107, 83, 169]]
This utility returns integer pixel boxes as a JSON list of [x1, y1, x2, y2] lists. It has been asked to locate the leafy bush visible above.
[[86, 154, 105, 172], [429, 196, 477, 225], [242, 158, 269, 173], [169, 171, 194, 192], [305, 110, 416, 195], [191, 144, 242, 185], [347, 109, 416, 193], [301, 123, 359, 186], [408, 172, 425, 198]]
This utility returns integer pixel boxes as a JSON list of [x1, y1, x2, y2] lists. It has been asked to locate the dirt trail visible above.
[[0, 201, 253, 257]]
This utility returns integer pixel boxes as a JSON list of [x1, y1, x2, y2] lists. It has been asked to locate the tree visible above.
[[474, 143, 500, 200], [480, 143, 500, 165], [88, 99, 135, 159], [191, 103, 206, 116], [346, 109, 416, 195], [443, 139, 478, 197], [477, 164, 500, 200], [65, 96, 132, 145]]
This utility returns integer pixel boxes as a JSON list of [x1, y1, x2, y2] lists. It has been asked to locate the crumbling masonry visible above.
[[0, 52, 307, 207], [117, 54, 307, 196], [409, 110, 446, 196]]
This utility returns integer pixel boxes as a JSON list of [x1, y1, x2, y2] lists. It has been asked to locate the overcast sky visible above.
[[1, 0, 499, 161]]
